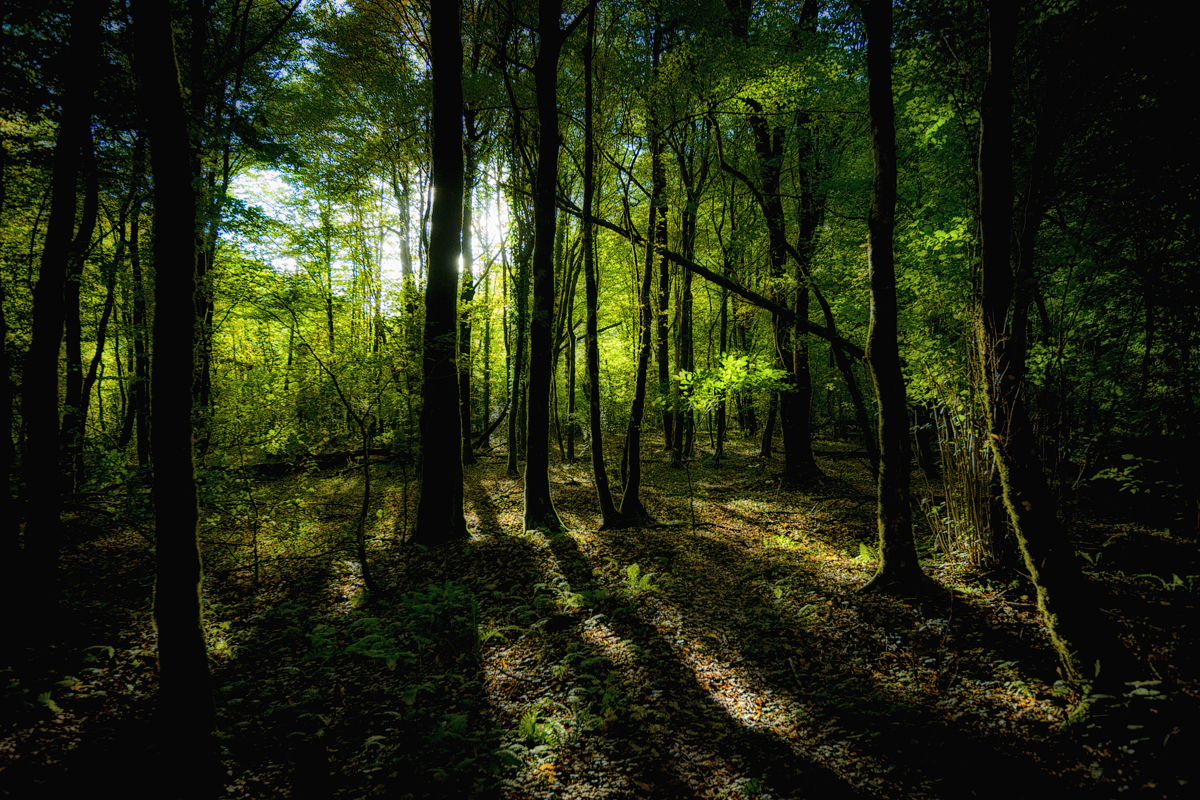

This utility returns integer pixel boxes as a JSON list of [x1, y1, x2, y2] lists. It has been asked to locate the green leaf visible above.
[[37, 692, 62, 714]]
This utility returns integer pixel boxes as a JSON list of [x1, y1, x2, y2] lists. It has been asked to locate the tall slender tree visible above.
[[859, 0, 940, 597], [523, 0, 590, 533], [19, 0, 103, 636], [580, 4, 624, 527], [411, 0, 469, 545], [974, 1, 1130, 685], [134, 0, 218, 784]]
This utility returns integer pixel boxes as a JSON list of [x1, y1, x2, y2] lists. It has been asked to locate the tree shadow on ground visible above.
[[530, 522, 1094, 799]]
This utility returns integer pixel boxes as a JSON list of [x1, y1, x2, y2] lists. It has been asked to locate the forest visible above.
[[1, 0, 1197, 797]]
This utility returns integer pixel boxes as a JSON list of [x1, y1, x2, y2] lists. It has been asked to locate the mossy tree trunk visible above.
[[859, 0, 941, 597], [975, 1, 1130, 686]]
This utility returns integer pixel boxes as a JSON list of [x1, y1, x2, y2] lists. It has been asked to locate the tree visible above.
[[859, 0, 941, 598], [974, 0, 1129, 686], [580, 2, 623, 527], [411, 0, 468, 546], [18, 0, 103, 637], [134, 0, 218, 785], [523, 0, 588, 534]]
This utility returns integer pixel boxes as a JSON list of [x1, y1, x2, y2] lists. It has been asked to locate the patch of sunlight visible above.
[[580, 617, 641, 666], [764, 533, 805, 550], [726, 498, 774, 514], [326, 559, 366, 612]]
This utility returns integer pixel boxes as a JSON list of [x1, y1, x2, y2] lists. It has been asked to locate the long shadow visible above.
[[538, 527, 863, 798], [536, 524, 1092, 798]]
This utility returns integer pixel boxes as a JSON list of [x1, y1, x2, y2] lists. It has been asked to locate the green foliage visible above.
[[517, 700, 570, 749], [533, 576, 586, 612], [617, 562, 661, 598], [1134, 573, 1199, 594], [678, 354, 789, 415], [854, 542, 878, 564]]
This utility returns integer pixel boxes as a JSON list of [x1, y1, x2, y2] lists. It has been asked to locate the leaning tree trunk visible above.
[[618, 223, 657, 525], [411, 0, 468, 545], [975, 1, 1128, 687], [134, 0, 218, 786], [859, 0, 940, 597]]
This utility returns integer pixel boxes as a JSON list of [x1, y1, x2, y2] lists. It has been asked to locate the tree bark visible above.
[[59, 135, 100, 491], [506, 227, 530, 477], [582, 6, 623, 526], [859, 0, 940, 598], [134, 0, 218, 785], [523, 0, 568, 532], [20, 0, 103, 636], [411, 0, 468, 545], [459, 144, 477, 466], [975, 1, 1129, 686]]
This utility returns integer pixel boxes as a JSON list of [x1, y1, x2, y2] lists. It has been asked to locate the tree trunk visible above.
[[0, 139, 13, 619], [411, 0, 468, 545], [130, 176, 152, 466], [618, 228, 656, 525], [506, 211, 530, 478], [134, 0, 218, 785], [459, 150, 477, 466], [523, 0, 567, 533], [59, 136, 100, 492], [760, 393, 776, 458], [975, 2, 1128, 687], [715, 287, 729, 463], [859, 0, 940, 598], [20, 0, 103, 637], [582, 6, 623, 526], [656, 196, 672, 458]]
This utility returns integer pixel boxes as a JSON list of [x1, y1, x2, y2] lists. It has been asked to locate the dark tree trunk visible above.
[[859, 0, 940, 598], [524, 0, 567, 532], [582, 6, 623, 526], [78, 258, 119, 456], [974, 2, 1129, 686], [618, 223, 656, 525], [506, 241, 529, 478], [616, 19, 669, 526], [0, 137, 13, 615], [20, 0, 102, 636], [674, 263, 694, 459], [59, 136, 100, 492], [134, 0, 218, 785], [912, 404, 940, 481], [656, 194, 672, 457], [130, 174, 152, 466], [459, 150, 477, 467], [411, 0, 468, 545], [760, 393, 776, 458], [669, 120, 705, 462], [715, 287, 729, 462]]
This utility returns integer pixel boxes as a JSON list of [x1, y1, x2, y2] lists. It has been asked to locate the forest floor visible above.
[[2, 438, 1198, 799]]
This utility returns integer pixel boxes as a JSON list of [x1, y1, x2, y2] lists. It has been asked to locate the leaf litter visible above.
[[2, 440, 1197, 798]]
